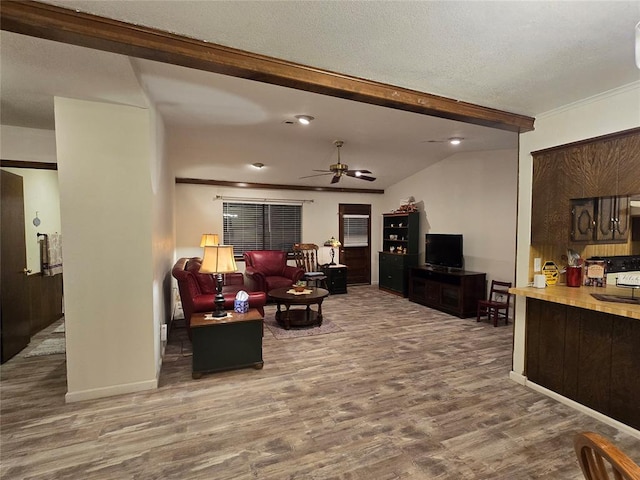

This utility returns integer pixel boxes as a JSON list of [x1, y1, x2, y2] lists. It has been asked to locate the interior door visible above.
[[1, 170, 31, 363], [338, 204, 371, 285]]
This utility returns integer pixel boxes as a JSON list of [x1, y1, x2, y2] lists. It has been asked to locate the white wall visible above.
[[0, 167, 61, 274], [0, 125, 60, 274], [55, 97, 158, 401], [148, 104, 175, 374], [174, 184, 384, 276], [512, 81, 640, 378], [174, 147, 519, 291], [384, 149, 518, 285], [0, 125, 57, 163]]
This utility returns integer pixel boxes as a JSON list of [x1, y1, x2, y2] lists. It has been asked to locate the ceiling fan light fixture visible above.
[[449, 137, 463, 145], [295, 115, 314, 125]]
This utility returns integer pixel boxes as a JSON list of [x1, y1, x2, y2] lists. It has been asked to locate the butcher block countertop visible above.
[[510, 284, 640, 320]]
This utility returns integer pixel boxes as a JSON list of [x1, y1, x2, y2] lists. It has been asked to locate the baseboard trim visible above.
[[509, 370, 526, 385], [522, 379, 640, 440], [65, 378, 157, 403]]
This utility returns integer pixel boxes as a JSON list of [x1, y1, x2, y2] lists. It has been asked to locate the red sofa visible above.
[[172, 257, 266, 338], [243, 250, 305, 294]]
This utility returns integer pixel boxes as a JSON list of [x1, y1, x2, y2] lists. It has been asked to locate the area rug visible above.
[[24, 337, 66, 357], [53, 322, 65, 333], [264, 317, 342, 340]]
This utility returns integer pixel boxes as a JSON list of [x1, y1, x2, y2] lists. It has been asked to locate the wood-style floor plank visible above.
[[2, 285, 639, 479]]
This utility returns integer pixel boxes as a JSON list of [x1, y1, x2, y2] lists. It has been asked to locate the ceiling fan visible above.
[[300, 140, 376, 184]]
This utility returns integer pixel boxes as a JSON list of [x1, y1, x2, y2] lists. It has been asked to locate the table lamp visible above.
[[200, 233, 219, 247], [323, 236, 342, 265], [199, 244, 237, 317]]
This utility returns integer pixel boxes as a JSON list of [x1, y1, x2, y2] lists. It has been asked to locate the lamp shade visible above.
[[200, 233, 219, 247], [200, 245, 237, 274], [324, 236, 342, 247]]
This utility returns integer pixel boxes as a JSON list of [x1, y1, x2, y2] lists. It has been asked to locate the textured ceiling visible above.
[[40, 0, 640, 116], [2, 1, 638, 189]]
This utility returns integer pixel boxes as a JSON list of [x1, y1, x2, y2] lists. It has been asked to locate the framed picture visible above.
[[583, 260, 606, 287]]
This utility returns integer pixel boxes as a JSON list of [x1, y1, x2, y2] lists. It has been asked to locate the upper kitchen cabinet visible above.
[[578, 138, 620, 198], [531, 127, 640, 246], [594, 195, 630, 242], [616, 132, 640, 196]]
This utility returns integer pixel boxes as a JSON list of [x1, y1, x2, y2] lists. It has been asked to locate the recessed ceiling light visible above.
[[295, 115, 314, 125], [252, 162, 264, 169], [449, 137, 463, 145]]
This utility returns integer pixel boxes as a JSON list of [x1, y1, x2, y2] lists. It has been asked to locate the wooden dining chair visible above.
[[476, 280, 512, 327], [292, 243, 328, 290], [574, 431, 640, 480]]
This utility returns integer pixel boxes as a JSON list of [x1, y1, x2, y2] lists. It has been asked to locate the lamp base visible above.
[[212, 274, 227, 317]]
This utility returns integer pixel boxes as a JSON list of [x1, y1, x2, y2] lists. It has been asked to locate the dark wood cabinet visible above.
[[531, 127, 640, 246], [379, 252, 419, 296], [190, 309, 264, 379], [594, 195, 629, 242], [570, 195, 629, 243], [408, 267, 486, 318], [379, 212, 419, 296], [525, 298, 640, 430], [321, 264, 347, 294], [570, 198, 595, 242]]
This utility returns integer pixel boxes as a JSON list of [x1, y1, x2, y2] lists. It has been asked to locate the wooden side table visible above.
[[190, 308, 264, 379]]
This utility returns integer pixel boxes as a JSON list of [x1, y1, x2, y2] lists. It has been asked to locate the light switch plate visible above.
[[534, 257, 542, 273]]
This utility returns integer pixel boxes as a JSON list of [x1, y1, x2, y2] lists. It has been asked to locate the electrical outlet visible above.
[[534, 257, 542, 273], [160, 324, 167, 342]]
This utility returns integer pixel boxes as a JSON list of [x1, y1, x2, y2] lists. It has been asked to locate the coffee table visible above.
[[268, 287, 330, 329]]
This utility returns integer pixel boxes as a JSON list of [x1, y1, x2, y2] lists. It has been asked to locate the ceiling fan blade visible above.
[[299, 172, 333, 179], [312, 169, 332, 173], [345, 171, 376, 181], [331, 174, 341, 184]]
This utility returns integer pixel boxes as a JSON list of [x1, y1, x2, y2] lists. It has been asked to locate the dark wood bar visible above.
[[525, 296, 640, 430]]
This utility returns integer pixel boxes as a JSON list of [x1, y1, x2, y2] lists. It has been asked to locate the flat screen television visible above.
[[425, 233, 464, 269]]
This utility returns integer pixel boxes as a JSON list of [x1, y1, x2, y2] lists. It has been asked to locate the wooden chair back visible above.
[[477, 279, 512, 327], [574, 431, 640, 480], [489, 280, 512, 304], [292, 243, 321, 273]]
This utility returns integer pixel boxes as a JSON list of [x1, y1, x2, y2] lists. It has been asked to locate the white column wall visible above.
[[148, 105, 175, 374], [512, 81, 640, 380], [55, 97, 157, 401]]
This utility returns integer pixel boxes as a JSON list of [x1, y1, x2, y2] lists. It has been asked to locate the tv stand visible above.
[[408, 266, 486, 318]]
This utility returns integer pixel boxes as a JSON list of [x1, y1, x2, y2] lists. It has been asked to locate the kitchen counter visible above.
[[514, 284, 640, 430], [510, 284, 640, 320]]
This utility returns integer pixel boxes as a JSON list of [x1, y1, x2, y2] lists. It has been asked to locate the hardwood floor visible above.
[[2, 285, 639, 479]]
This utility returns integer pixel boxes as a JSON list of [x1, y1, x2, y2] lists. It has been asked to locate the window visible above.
[[342, 214, 369, 247], [223, 202, 302, 255]]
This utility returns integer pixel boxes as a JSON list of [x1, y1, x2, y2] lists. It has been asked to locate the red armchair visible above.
[[172, 257, 266, 339], [243, 250, 304, 294]]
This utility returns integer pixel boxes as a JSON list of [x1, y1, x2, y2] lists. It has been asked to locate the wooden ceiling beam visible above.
[[1, 0, 535, 133]]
